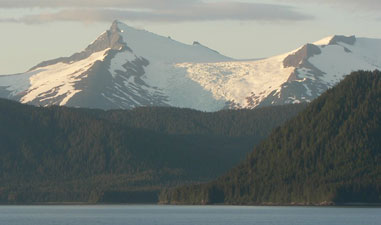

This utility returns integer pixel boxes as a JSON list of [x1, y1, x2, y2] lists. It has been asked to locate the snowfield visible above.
[[176, 53, 295, 108]]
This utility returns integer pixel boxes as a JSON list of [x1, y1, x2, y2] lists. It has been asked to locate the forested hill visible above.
[[0, 99, 305, 203], [160, 70, 381, 205]]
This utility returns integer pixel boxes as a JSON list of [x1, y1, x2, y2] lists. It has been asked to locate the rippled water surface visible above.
[[0, 205, 380, 225]]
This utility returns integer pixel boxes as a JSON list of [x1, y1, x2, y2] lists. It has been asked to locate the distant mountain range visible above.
[[160, 71, 381, 205], [1, 21, 380, 111]]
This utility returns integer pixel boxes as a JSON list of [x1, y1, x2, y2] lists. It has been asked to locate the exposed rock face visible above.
[[283, 44, 322, 68], [328, 35, 356, 46]]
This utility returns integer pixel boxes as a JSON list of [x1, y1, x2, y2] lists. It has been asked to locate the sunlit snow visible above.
[[20, 48, 110, 106]]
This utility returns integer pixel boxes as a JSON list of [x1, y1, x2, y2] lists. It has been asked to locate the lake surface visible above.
[[0, 205, 380, 225]]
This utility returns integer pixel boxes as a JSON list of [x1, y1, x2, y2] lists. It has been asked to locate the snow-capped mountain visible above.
[[183, 35, 381, 109], [1, 21, 381, 111]]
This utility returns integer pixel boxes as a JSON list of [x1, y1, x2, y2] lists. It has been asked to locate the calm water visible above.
[[0, 205, 380, 225]]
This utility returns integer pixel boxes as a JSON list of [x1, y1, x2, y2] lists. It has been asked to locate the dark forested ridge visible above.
[[0, 99, 305, 204], [160, 70, 381, 205]]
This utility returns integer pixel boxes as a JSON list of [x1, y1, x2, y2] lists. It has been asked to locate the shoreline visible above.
[[1, 202, 380, 207]]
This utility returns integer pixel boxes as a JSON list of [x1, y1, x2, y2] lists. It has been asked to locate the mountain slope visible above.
[[1, 21, 381, 111], [160, 70, 381, 205], [0, 99, 305, 203]]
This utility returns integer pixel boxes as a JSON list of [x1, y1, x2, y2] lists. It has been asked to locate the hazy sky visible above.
[[1, 0, 380, 74]]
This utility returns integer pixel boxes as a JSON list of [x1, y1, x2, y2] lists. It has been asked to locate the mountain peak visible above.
[[86, 20, 130, 52], [112, 19, 122, 25], [328, 35, 356, 45], [313, 35, 356, 46], [110, 20, 123, 33], [27, 21, 128, 71]]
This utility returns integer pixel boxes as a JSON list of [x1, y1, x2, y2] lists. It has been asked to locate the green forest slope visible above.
[[0, 99, 305, 203], [160, 70, 381, 205]]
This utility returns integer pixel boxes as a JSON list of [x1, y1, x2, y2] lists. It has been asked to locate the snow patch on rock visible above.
[[21, 48, 110, 106]]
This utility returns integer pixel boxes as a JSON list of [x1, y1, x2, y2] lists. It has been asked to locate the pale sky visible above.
[[0, 0, 380, 74]]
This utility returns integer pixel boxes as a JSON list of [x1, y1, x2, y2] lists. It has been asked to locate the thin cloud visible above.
[[0, 2, 313, 24], [0, 18, 19, 23], [0, 0, 197, 9], [278, 0, 381, 11]]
